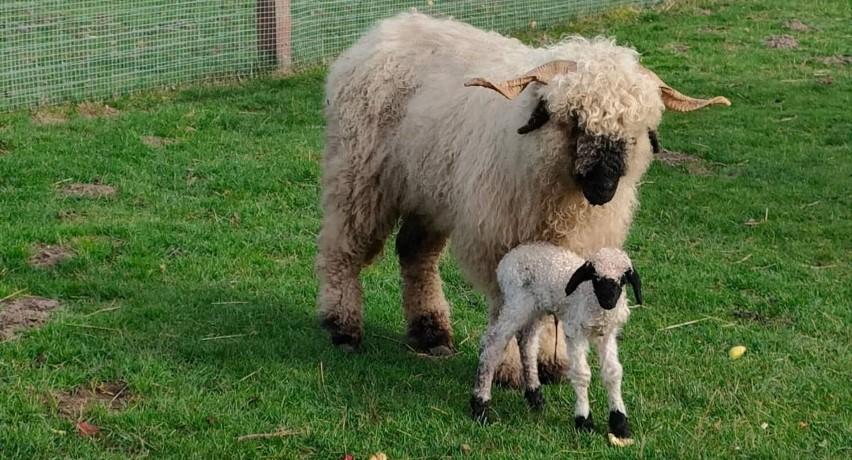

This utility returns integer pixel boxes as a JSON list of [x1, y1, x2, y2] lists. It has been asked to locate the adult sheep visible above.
[[315, 12, 729, 385]]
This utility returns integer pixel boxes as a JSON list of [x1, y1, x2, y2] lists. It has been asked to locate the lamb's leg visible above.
[[593, 333, 631, 439], [566, 332, 595, 432], [315, 145, 398, 352], [518, 318, 546, 411], [536, 315, 570, 384], [471, 319, 521, 425], [396, 214, 453, 355]]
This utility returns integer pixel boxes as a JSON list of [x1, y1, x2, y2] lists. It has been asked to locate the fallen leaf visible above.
[[461, 443, 473, 455], [760, 422, 769, 429], [369, 453, 388, 460], [799, 421, 809, 429], [729, 345, 747, 360], [76, 420, 101, 436], [607, 432, 635, 447]]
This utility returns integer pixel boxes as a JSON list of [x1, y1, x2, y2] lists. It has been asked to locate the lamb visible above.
[[470, 243, 642, 444], [315, 12, 729, 385]]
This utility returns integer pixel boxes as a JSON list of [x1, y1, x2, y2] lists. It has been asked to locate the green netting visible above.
[[1, 1, 660, 111]]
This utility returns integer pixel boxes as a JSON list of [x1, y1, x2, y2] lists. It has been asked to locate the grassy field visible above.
[[0, 0, 850, 458], [0, 0, 654, 111]]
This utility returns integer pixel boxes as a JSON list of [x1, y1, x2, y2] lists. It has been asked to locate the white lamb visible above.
[[470, 243, 643, 443]]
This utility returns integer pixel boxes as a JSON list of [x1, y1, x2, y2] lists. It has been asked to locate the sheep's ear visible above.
[[648, 129, 661, 154], [625, 268, 643, 305], [518, 99, 550, 134], [465, 60, 577, 100], [565, 262, 595, 297]]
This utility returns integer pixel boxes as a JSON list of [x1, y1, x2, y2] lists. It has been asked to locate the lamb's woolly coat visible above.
[[323, 12, 659, 296], [470, 243, 636, 436]]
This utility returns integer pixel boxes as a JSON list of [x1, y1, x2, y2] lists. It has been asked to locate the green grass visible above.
[[0, 0, 850, 458], [0, 0, 656, 111]]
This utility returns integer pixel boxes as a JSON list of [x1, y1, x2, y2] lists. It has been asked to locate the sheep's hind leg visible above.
[[567, 333, 595, 432], [316, 186, 397, 353], [518, 318, 546, 412], [396, 214, 454, 355], [593, 333, 631, 440]]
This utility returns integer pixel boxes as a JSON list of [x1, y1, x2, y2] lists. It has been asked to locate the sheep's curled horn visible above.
[[464, 60, 732, 112]]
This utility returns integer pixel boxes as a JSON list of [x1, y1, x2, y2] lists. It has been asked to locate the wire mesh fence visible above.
[[1, 0, 660, 111]]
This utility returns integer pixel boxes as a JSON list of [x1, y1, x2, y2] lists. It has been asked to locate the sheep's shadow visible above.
[[123, 282, 484, 416]]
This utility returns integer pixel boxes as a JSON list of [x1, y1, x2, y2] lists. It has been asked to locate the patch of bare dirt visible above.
[[764, 35, 799, 49], [816, 76, 834, 86], [783, 20, 811, 32], [32, 109, 67, 126], [656, 150, 712, 176], [0, 140, 12, 155], [141, 135, 175, 148], [812, 55, 852, 66], [669, 43, 690, 54], [29, 243, 75, 268], [733, 309, 794, 327], [0, 296, 61, 341], [60, 183, 117, 198], [57, 209, 82, 220], [76, 102, 119, 119], [697, 8, 712, 16], [49, 381, 131, 419]]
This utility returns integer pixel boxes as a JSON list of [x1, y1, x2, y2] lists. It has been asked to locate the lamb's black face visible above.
[[592, 276, 624, 310], [574, 133, 627, 206]]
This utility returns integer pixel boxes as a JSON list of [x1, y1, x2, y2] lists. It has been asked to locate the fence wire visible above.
[[1, 1, 659, 111]]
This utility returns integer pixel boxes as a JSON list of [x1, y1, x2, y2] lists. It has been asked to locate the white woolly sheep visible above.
[[470, 243, 642, 443], [315, 12, 728, 385]]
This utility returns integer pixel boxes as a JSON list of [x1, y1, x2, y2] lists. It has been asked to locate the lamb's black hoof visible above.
[[608, 410, 632, 439], [524, 387, 546, 412], [427, 345, 455, 357], [575, 413, 595, 433], [470, 396, 490, 425]]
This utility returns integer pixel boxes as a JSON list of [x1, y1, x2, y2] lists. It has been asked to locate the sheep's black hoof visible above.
[[470, 396, 490, 425], [524, 387, 546, 412], [321, 317, 362, 353], [575, 413, 595, 433], [408, 312, 455, 355], [608, 410, 631, 439], [537, 360, 568, 385]]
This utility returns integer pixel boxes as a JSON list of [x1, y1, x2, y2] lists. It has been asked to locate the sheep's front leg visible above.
[[593, 332, 631, 440], [518, 317, 546, 412], [471, 321, 521, 425], [566, 332, 594, 432]]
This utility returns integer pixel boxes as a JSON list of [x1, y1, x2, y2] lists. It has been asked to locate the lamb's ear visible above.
[[648, 129, 661, 154], [465, 60, 577, 100], [518, 99, 550, 134], [625, 268, 643, 305], [565, 262, 595, 297]]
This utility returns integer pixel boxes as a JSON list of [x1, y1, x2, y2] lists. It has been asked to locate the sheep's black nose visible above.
[[583, 183, 618, 206], [599, 296, 618, 310]]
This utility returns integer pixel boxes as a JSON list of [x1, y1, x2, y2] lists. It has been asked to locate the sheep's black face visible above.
[[592, 277, 623, 310], [574, 133, 627, 206]]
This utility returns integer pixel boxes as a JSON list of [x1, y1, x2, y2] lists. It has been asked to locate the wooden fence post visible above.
[[257, 0, 292, 73], [275, 0, 292, 73]]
